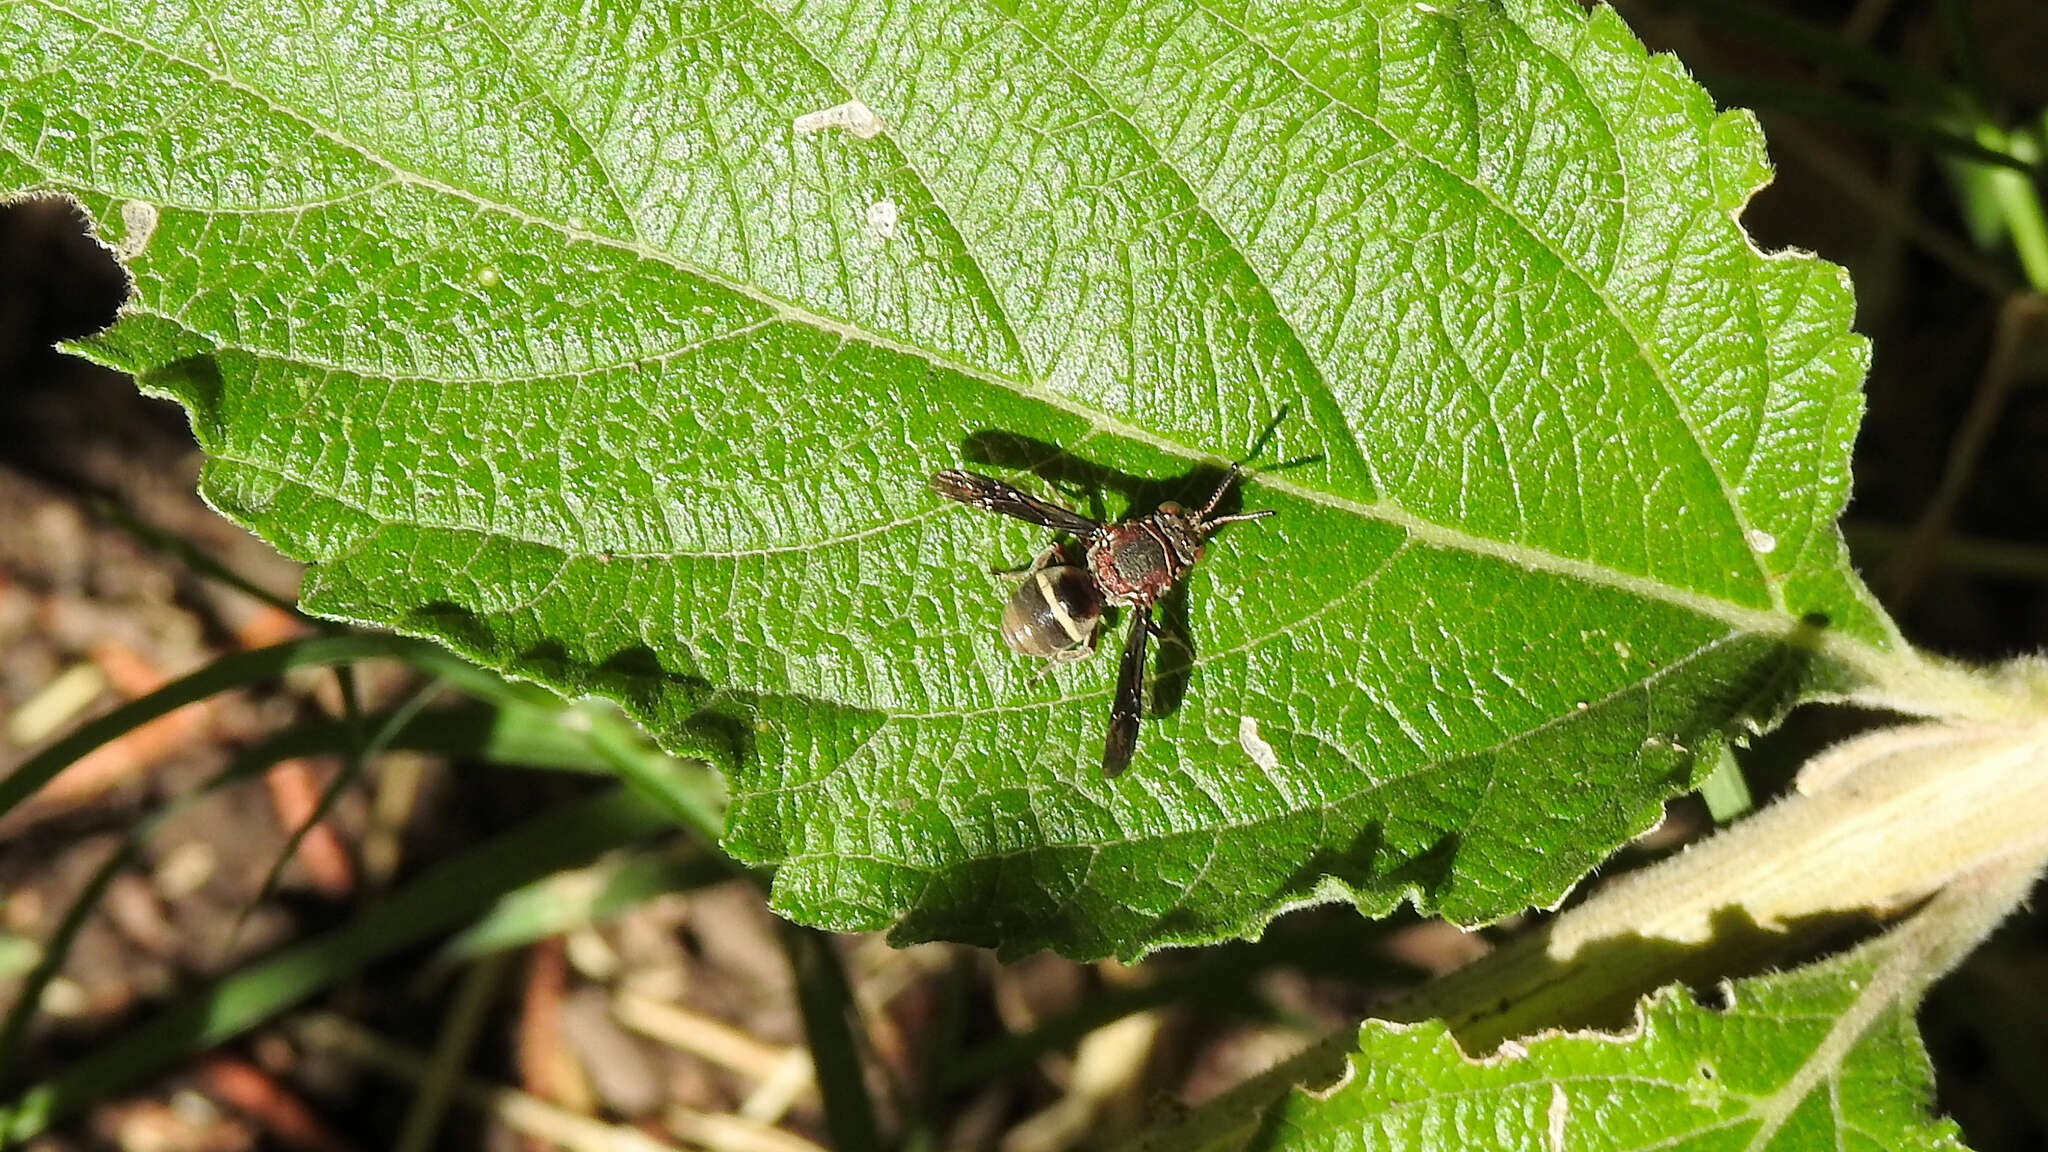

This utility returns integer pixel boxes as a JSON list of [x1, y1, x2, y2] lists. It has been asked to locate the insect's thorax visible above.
[[1088, 515, 1205, 606]]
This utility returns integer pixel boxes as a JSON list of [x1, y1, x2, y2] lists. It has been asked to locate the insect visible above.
[[930, 465, 1273, 777]]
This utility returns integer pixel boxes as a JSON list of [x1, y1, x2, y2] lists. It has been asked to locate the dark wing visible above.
[[931, 470, 1099, 535], [1101, 605, 1151, 777]]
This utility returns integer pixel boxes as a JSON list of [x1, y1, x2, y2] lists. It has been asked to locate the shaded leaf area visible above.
[[4, 0, 1891, 954], [1266, 950, 1965, 1152]]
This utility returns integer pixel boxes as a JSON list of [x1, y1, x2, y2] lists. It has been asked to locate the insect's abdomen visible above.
[[1001, 566, 1104, 658]]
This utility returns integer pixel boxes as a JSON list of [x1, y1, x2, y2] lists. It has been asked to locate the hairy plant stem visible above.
[[1386, 718, 2048, 1052]]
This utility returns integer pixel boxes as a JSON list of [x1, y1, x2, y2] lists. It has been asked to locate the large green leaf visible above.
[[6, 0, 1903, 956]]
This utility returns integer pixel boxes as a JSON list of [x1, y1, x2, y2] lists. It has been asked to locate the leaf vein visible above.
[[1183, 0, 1776, 593]]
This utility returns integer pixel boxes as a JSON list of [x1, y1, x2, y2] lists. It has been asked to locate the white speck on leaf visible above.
[[1547, 1085, 1568, 1152], [475, 266, 502, 288], [863, 199, 899, 241], [1238, 716, 1279, 771], [116, 200, 158, 260], [1745, 528, 1777, 554], [794, 99, 885, 139]]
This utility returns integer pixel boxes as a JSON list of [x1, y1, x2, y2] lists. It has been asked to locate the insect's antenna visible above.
[[1197, 463, 1246, 518], [1205, 508, 1275, 528]]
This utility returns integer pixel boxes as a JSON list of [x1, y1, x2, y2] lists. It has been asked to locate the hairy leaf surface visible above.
[[1263, 948, 1965, 1152], [4, 0, 1897, 955]]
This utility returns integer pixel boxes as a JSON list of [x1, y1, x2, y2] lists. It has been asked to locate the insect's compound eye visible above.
[[1158, 502, 1185, 515]]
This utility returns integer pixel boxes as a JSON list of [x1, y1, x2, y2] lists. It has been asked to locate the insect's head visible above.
[[1150, 501, 1208, 542]]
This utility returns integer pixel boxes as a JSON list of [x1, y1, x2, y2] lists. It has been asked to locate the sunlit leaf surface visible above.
[[1268, 949, 1965, 1152], [5, 0, 1895, 955]]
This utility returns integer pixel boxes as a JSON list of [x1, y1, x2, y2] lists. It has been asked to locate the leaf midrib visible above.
[[176, 292, 1808, 655]]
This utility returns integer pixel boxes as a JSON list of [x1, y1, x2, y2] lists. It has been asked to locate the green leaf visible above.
[[1128, 839, 2036, 1152], [5, 0, 1908, 956], [1259, 947, 1968, 1152]]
